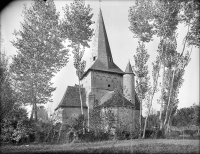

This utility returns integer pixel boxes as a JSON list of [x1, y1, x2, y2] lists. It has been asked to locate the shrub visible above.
[[0, 119, 33, 144]]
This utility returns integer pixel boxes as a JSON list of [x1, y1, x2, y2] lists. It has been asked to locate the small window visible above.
[[93, 56, 96, 61], [109, 57, 112, 62], [108, 84, 111, 87]]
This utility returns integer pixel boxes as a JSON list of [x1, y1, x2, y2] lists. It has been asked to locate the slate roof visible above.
[[98, 90, 140, 110], [125, 61, 135, 75], [82, 9, 124, 78], [99, 91, 134, 108], [55, 86, 87, 110]]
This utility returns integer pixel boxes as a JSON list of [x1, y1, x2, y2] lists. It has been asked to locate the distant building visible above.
[[55, 9, 140, 132]]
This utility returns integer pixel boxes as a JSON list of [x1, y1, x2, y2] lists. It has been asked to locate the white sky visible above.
[[1, 0, 199, 114]]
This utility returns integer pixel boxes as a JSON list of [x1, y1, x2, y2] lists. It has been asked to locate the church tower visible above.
[[123, 61, 135, 105], [81, 8, 124, 109]]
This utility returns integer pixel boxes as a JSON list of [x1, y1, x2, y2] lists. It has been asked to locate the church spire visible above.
[[93, 8, 113, 63], [88, 9, 123, 74]]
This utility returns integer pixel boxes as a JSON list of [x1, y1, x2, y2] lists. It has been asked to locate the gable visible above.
[[55, 86, 87, 110]]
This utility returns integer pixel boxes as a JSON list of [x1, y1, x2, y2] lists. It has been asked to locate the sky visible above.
[[1, 0, 199, 114]]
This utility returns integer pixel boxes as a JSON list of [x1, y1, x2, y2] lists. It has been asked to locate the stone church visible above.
[[55, 9, 140, 132]]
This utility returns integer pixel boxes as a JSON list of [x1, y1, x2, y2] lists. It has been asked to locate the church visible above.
[[55, 9, 140, 132]]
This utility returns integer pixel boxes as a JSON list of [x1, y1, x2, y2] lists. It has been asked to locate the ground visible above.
[[0, 139, 199, 154]]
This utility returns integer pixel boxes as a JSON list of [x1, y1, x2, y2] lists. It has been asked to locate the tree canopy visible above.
[[10, 0, 69, 121]]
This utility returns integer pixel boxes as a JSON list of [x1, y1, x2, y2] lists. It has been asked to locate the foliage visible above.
[[66, 114, 86, 133], [89, 101, 115, 135], [61, 0, 94, 78], [61, 0, 94, 126], [128, 0, 155, 42], [146, 113, 159, 130], [10, 0, 69, 121], [154, 0, 180, 39], [61, 0, 94, 47], [0, 53, 15, 121], [179, 0, 200, 47], [0, 104, 33, 144], [133, 42, 150, 101], [172, 105, 200, 127]]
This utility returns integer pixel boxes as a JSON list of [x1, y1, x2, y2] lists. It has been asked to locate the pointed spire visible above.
[[125, 60, 134, 74], [88, 8, 123, 74], [96, 8, 113, 61]]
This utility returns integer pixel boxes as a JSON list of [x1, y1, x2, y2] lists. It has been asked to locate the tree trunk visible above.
[[139, 99, 142, 138], [142, 57, 161, 138], [78, 79, 84, 116], [142, 94, 153, 138], [34, 102, 37, 121], [164, 69, 175, 126], [78, 79, 85, 134], [30, 103, 34, 120], [160, 63, 165, 130]]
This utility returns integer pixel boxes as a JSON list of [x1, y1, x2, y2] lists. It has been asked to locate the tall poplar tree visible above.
[[61, 0, 94, 118], [129, 0, 153, 138], [133, 42, 150, 138], [10, 0, 69, 121]]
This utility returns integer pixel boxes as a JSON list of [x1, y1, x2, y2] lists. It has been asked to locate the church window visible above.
[[109, 57, 112, 62], [108, 84, 111, 87], [93, 56, 96, 61]]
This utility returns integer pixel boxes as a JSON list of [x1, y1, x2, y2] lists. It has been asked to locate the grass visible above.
[[0, 139, 199, 154]]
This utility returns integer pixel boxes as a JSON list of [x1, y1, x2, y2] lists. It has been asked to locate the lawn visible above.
[[0, 139, 199, 154]]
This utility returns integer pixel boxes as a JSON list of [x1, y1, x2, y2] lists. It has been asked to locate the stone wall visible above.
[[123, 74, 135, 105], [102, 107, 139, 132], [91, 71, 123, 99]]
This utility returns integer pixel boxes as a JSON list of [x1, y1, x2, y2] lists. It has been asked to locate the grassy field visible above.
[[0, 139, 199, 154]]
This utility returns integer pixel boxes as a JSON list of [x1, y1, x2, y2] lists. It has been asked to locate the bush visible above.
[[140, 129, 155, 138], [77, 129, 111, 142], [0, 119, 33, 144], [184, 130, 197, 137]]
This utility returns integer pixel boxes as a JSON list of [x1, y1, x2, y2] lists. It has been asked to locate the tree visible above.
[[0, 32, 15, 121], [162, 0, 199, 134], [133, 42, 150, 138], [179, 0, 200, 48], [129, 0, 154, 43], [10, 0, 69, 121], [129, 0, 153, 138], [128, 0, 198, 138], [153, 0, 180, 131], [172, 105, 200, 127], [61, 0, 94, 133]]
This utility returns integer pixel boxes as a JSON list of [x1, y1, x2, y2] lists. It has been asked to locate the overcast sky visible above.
[[1, 0, 199, 114]]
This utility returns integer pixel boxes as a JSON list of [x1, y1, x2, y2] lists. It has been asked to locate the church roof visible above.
[[98, 91, 134, 108], [82, 9, 124, 78], [55, 86, 87, 110], [125, 61, 134, 74], [98, 90, 140, 110]]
